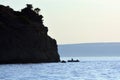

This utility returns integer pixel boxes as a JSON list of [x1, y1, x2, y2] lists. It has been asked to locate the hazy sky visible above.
[[1, 0, 120, 44]]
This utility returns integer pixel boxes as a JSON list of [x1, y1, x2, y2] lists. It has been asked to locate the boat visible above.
[[67, 58, 80, 62]]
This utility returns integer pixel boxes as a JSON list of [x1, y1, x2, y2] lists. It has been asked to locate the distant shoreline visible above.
[[60, 57, 120, 61]]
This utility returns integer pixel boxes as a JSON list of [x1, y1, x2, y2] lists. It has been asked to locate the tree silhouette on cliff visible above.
[[34, 8, 40, 14]]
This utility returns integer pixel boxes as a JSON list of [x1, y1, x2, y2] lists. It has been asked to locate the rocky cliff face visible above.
[[0, 4, 60, 63]]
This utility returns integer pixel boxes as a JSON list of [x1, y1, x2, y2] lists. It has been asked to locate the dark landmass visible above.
[[0, 4, 60, 63], [58, 43, 120, 57]]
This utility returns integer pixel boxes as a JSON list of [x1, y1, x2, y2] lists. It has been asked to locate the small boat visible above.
[[67, 58, 80, 62]]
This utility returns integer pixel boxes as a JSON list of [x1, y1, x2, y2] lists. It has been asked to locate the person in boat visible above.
[[68, 58, 80, 62]]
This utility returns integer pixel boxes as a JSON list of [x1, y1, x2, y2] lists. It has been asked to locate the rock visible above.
[[0, 4, 60, 63], [61, 60, 66, 63]]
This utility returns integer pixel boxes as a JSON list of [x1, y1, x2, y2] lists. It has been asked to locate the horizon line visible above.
[[58, 42, 120, 45]]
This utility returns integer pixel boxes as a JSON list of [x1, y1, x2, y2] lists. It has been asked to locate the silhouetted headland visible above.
[[0, 4, 60, 64]]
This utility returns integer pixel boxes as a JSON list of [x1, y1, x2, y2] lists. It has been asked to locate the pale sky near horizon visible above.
[[1, 0, 120, 44]]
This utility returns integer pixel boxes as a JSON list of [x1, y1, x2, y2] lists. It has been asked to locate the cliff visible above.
[[0, 4, 60, 63]]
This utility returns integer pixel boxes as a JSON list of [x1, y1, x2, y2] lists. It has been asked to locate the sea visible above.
[[0, 57, 120, 80]]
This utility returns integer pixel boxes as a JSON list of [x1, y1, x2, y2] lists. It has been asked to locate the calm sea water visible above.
[[0, 57, 120, 80]]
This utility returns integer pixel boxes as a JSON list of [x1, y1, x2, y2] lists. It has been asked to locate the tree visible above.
[[34, 8, 40, 14], [26, 4, 33, 10]]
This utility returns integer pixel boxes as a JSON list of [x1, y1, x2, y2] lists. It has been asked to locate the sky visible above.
[[1, 0, 120, 44]]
